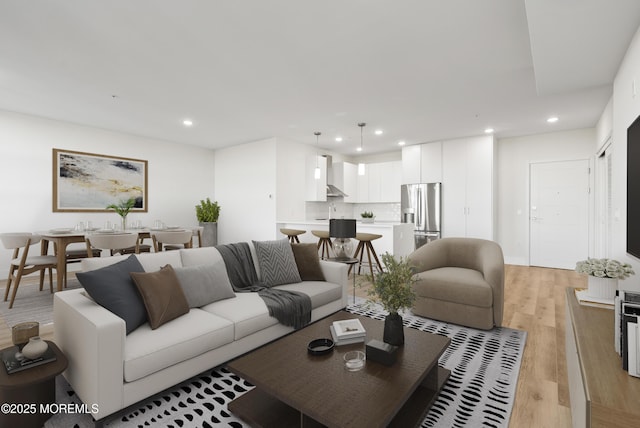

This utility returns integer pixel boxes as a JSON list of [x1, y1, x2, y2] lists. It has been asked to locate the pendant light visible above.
[[357, 122, 366, 175], [314, 131, 322, 180]]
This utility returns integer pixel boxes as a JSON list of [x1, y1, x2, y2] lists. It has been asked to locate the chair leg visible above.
[[39, 269, 45, 291], [9, 270, 24, 309], [367, 242, 383, 274], [49, 267, 54, 294], [365, 243, 375, 278], [294, 235, 300, 243], [4, 267, 15, 301]]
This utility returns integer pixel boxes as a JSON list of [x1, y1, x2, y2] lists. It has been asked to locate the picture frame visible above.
[[52, 148, 148, 213]]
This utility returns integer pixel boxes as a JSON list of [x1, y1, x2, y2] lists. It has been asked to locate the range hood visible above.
[[324, 155, 348, 197], [327, 184, 348, 197]]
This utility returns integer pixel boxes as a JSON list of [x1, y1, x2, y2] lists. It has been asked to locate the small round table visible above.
[[0, 340, 68, 428], [329, 257, 359, 304]]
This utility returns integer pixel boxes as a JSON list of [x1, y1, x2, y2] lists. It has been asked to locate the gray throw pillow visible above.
[[76, 255, 147, 335], [173, 263, 236, 308], [252, 239, 302, 287]]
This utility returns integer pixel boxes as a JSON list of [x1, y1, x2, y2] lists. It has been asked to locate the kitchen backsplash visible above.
[[305, 201, 401, 222]]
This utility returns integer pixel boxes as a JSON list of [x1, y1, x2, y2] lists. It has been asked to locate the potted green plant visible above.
[[361, 211, 375, 223], [364, 252, 416, 346], [106, 197, 136, 230], [195, 198, 220, 247]]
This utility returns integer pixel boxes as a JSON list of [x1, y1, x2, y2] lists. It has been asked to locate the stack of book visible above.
[[2, 346, 57, 374], [330, 318, 366, 346]]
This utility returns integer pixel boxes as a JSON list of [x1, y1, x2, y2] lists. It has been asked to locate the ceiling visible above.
[[1, 1, 640, 156]]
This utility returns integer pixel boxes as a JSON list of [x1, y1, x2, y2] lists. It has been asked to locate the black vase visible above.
[[383, 312, 404, 346]]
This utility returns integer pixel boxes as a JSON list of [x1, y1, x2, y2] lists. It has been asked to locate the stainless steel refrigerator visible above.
[[401, 183, 441, 249]]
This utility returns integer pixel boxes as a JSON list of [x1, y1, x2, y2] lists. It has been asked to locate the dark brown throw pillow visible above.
[[290, 243, 325, 281], [130, 264, 189, 329]]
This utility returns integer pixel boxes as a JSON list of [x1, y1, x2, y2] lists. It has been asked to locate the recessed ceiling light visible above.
[[356, 147, 363, 152], [335, 136, 343, 142], [398, 141, 406, 146], [374, 129, 383, 135], [183, 119, 193, 127], [547, 116, 559, 123], [484, 128, 494, 134]]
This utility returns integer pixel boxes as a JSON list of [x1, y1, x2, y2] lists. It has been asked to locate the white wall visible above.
[[214, 138, 278, 244], [497, 128, 596, 266], [609, 24, 640, 292], [0, 110, 215, 277], [596, 97, 613, 151]]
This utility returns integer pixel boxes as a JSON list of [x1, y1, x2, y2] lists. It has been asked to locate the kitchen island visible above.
[[276, 220, 415, 259]]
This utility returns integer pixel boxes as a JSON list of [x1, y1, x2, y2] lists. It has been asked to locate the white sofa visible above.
[[53, 245, 348, 422]]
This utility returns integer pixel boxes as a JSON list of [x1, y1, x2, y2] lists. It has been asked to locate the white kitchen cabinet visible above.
[[305, 155, 327, 201], [420, 142, 442, 183], [401, 142, 442, 184], [333, 161, 358, 202], [356, 161, 401, 203], [402, 145, 421, 184], [441, 136, 494, 239]]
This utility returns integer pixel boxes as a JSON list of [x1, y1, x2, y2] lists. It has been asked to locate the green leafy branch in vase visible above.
[[107, 197, 137, 230]]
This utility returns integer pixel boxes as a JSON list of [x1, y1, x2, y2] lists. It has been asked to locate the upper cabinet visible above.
[[332, 161, 358, 203], [357, 161, 402, 203], [402, 142, 442, 184], [305, 155, 327, 201]]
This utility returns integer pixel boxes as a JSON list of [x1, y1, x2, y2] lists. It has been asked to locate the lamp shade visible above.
[[330, 219, 356, 239]]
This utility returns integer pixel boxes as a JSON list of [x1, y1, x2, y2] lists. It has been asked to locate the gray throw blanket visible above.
[[215, 242, 311, 329]]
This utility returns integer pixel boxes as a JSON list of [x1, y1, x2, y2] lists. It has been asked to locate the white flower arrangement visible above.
[[575, 258, 635, 280]]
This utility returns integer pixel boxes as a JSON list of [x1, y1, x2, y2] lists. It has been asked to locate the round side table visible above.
[[0, 340, 68, 428]]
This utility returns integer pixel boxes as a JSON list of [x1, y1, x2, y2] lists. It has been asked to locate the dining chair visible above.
[[0, 233, 58, 309], [152, 230, 193, 252], [110, 233, 152, 256], [163, 227, 203, 250], [85, 233, 140, 257], [64, 244, 101, 288]]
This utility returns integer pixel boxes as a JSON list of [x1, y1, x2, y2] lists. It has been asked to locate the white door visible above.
[[529, 160, 589, 269]]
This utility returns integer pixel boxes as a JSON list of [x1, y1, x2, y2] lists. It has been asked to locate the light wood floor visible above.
[[355, 264, 583, 428], [1, 265, 584, 427]]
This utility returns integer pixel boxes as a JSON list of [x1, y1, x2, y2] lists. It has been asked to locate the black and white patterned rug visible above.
[[46, 301, 526, 428]]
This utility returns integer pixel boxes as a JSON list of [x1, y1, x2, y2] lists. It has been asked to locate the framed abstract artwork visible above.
[[52, 148, 148, 212]]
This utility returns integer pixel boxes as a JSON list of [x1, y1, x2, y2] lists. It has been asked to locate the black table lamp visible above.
[[330, 219, 356, 260]]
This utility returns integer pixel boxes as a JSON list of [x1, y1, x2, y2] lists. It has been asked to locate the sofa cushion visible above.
[[173, 263, 236, 308], [76, 255, 147, 335], [412, 267, 493, 307], [124, 308, 234, 382], [201, 293, 279, 340], [252, 239, 301, 287], [135, 250, 183, 272], [290, 243, 325, 281], [130, 265, 190, 329], [274, 281, 343, 309], [179, 247, 222, 267]]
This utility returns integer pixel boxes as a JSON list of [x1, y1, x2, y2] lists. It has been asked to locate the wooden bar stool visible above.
[[311, 230, 333, 260], [280, 228, 306, 244], [350, 233, 383, 278]]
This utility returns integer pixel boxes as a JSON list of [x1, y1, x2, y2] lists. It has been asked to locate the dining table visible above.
[[39, 228, 157, 292]]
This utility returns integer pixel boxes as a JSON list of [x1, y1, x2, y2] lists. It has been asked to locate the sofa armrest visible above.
[[407, 240, 448, 273], [479, 243, 505, 327], [53, 289, 126, 420], [319, 260, 350, 306]]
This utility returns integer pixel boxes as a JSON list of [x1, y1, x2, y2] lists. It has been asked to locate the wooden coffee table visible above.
[[227, 311, 450, 428]]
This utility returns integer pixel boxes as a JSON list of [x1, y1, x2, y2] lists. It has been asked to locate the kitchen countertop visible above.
[[277, 220, 408, 228], [277, 220, 415, 257]]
